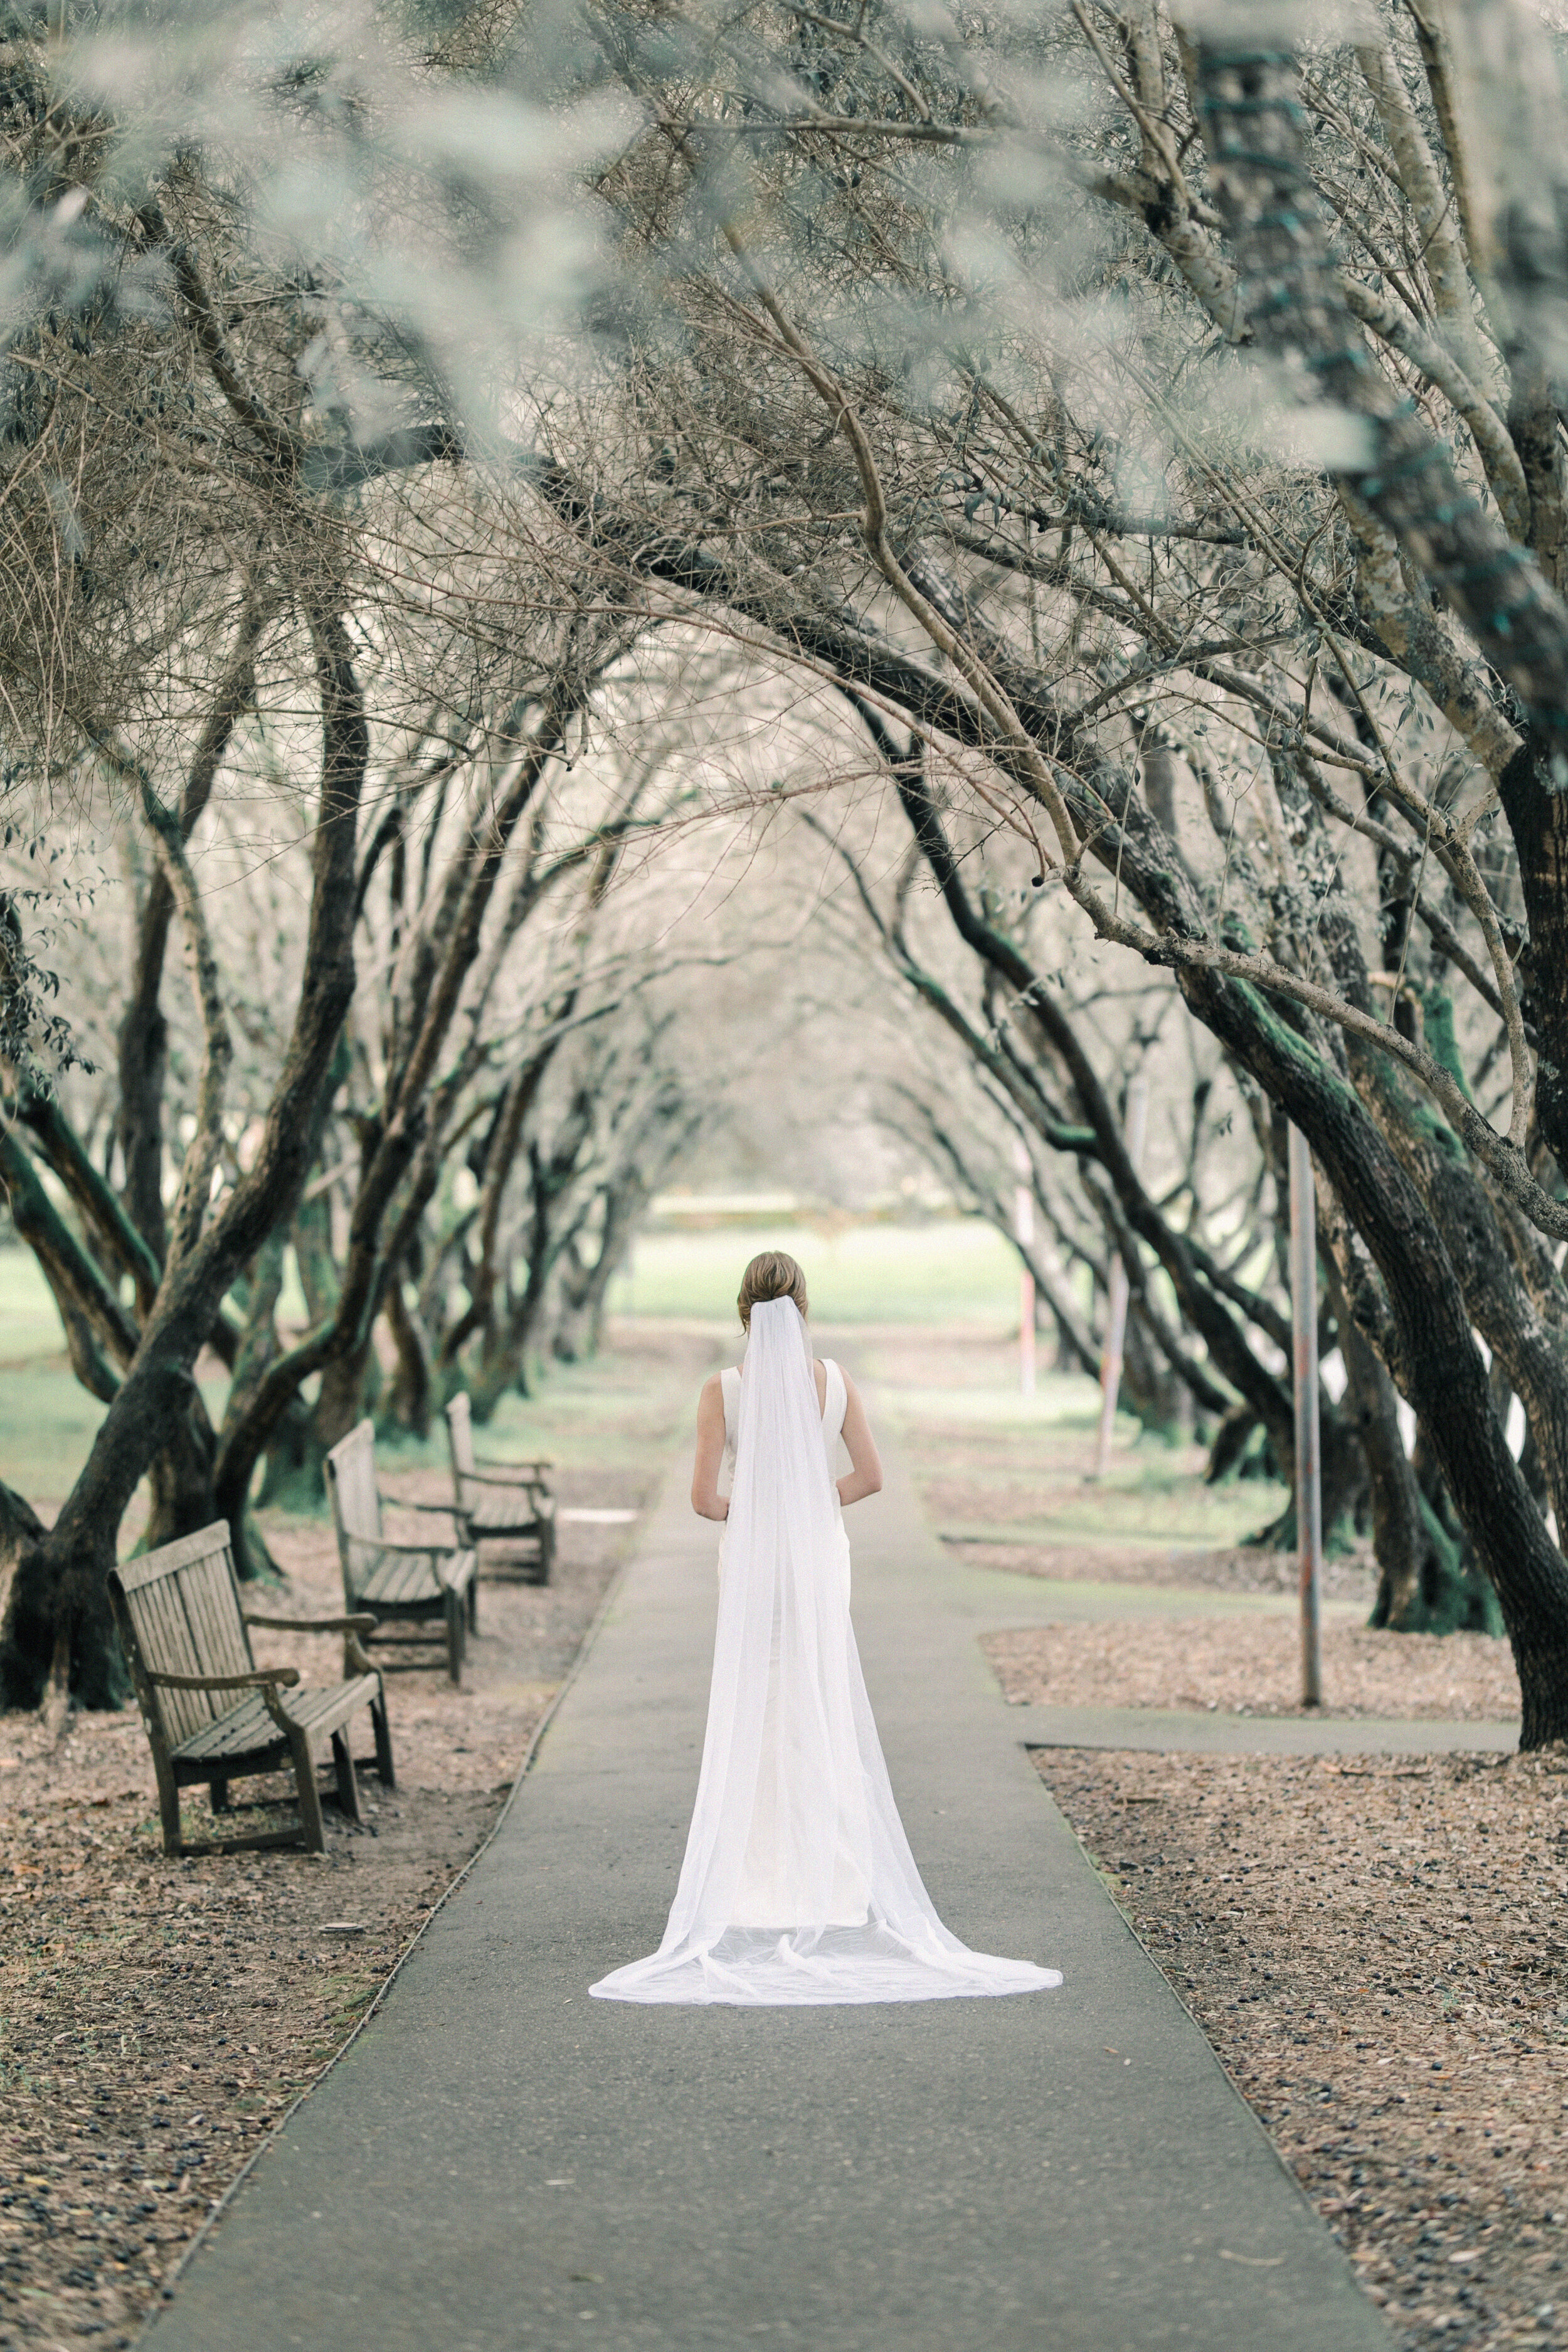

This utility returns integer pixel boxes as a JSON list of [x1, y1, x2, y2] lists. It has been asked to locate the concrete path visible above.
[[146, 1438, 1392, 2352], [1015, 1700, 1519, 1754], [936, 1559, 1374, 1624]]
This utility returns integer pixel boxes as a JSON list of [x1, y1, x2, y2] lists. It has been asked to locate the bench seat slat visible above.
[[287, 1679, 382, 1735], [357, 1552, 440, 1606], [173, 1693, 277, 1761], [442, 1549, 477, 1593], [462, 1491, 544, 1535], [171, 1675, 382, 1764]]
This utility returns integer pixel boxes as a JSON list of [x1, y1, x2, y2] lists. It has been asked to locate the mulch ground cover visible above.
[[986, 1617, 1522, 1720], [946, 1529, 1380, 1602], [1036, 1748, 1568, 2352], [0, 1325, 711, 2352]]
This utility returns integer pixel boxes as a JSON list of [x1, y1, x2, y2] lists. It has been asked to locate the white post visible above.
[[1094, 1075, 1149, 1477], [1288, 1123, 1325, 1708], [1013, 1138, 1036, 1398]]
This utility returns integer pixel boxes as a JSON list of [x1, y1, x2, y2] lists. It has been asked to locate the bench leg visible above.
[[283, 1720, 326, 1853], [445, 1586, 464, 1685], [539, 1520, 554, 1585], [467, 1575, 478, 1634], [153, 1758, 183, 1858], [209, 1773, 230, 1813], [369, 1685, 396, 1789], [330, 1730, 361, 1823]]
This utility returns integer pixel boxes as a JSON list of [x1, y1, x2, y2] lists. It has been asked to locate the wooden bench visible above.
[[445, 1392, 555, 1585], [109, 1520, 395, 1858], [326, 1419, 477, 1685]]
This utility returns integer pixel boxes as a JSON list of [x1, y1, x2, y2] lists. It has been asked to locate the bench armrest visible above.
[[148, 1666, 301, 1692], [471, 1454, 553, 1476], [384, 1497, 464, 1522], [458, 1468, 550, 1495], [345, 1631, 379, 1678], [244, 1613, 379, 1636], [440, 1549, 477, 1592]]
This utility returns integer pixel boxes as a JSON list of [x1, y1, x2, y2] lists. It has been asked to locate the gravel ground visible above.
[[985, 1618, 1522, 1721], [0, 1327, 709, 2352], [1036, 1749, 1568, 2352]]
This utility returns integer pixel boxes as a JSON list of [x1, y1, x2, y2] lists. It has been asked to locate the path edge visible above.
[[137, 1502, 649, 2338]]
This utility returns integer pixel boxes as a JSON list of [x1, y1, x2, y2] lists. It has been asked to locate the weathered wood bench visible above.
[[109, 1520, 395, 1858], [326, 1419, 478, 1685], [445, 1392, 556, 1585]]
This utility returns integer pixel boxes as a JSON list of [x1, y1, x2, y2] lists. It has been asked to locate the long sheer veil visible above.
[[591, 1297, 1062, 2005]]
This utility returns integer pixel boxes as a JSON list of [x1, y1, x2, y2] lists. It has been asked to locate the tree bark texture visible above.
[[0, 607, 366, 1707], [208, 677, 586, 1537]]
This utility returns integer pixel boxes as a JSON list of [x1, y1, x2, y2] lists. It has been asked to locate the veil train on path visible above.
[[590, 1296, 1063, 2006]]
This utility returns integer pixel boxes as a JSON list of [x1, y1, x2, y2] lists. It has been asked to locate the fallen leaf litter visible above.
[[985, 1617, 1521, 1721], [1036, 1748, 1568, 2352]]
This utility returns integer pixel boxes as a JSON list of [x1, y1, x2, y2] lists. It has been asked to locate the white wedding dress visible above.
[[590, 1298, 1063, 2006]]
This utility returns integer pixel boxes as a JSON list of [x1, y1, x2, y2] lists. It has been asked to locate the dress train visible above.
[[590, 1299, 1062, 2007]]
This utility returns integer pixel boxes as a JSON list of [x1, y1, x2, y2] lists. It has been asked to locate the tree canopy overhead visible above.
[[7, 0, 1568, 1743]]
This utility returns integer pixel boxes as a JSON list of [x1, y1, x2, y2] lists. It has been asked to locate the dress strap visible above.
[[721, 1365, 741, 1456]]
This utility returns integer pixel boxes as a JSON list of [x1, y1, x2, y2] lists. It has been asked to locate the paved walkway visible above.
[[1017, 1700, 1518, 1754], [147, 1437, 1392, 2352]]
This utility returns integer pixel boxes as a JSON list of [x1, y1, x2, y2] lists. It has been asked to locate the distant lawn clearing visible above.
[[606, 1217, 1021, 1327], [0, 1242, 643, 1529]]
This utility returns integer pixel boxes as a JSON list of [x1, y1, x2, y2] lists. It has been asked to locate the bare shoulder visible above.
[[697, 1371, 725, 1410]]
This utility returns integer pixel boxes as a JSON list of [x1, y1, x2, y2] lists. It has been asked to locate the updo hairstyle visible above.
[[737, 1250, 808, 1332]]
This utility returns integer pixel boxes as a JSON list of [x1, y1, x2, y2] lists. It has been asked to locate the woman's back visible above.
[[721, 1356, 847, 1493]]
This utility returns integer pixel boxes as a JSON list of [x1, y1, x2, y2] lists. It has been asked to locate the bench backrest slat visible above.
[[326, 1421, 382, 1606], [113, 1522, 253, 1748], [183, 1550, 250, 1681], [445, 1393, 475, 1480]]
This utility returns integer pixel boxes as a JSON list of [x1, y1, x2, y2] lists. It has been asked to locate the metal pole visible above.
[[1013, 1138, 1036, 1398], [1288, 1123, 1325, 1708], [1094, 1075, 1149, 1476]]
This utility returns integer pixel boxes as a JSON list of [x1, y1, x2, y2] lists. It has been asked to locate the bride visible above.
[[591, 1251, 1062, 2007]]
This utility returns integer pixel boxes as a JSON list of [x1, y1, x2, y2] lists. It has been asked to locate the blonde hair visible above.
[[737, 1250, 808, 1331]]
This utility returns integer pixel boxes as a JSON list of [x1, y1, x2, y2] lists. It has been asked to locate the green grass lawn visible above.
[[872, 1357, 1290, 1554], [0, 1244, 715, 1521], [0, 1216, 1030, 1517], [0, 1225, 1278, 1562], [0, 1244, 70, 1367], [605, 1218, 1022, 1328], [0, 1248, 110, 1508]]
